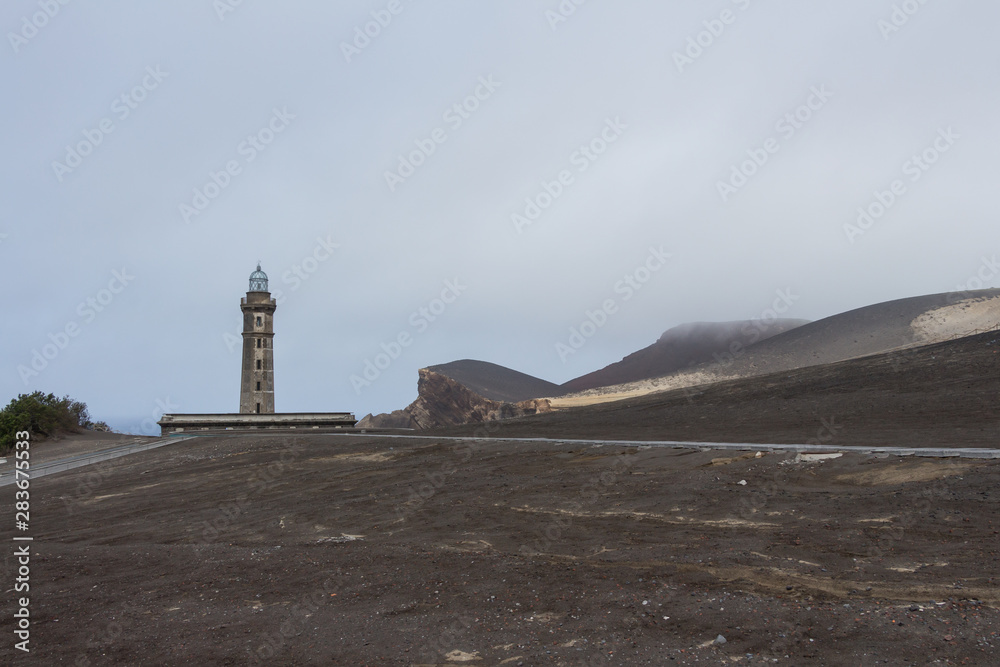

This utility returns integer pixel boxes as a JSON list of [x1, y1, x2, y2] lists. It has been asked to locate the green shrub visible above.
[[0, 392, 91, 454]]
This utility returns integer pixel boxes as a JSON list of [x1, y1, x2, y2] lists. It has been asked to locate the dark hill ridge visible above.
[[426, 359, 563, 403], [678, 288, 1000, 380], [560, 319, 809, 393]]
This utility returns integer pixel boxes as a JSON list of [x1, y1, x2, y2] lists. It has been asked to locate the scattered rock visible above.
[[795, 453, 843, 463], [444, 649, 482, 662]]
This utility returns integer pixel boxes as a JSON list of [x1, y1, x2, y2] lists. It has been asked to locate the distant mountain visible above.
[[555, 288, 1000, 406], [427, 359, 564, 402], [560, 319, 809, 393]]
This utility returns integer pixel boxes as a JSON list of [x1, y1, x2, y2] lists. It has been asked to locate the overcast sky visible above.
[[3, 1, 998, 432]]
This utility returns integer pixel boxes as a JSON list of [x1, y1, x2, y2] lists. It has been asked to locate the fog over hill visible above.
[[561, 319, 810, 393]]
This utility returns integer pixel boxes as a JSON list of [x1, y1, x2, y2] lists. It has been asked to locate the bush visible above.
[[0, 392, 92, 454]]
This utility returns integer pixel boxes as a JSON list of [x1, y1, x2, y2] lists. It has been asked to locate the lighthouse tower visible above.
[[239, 264, 276, 414]]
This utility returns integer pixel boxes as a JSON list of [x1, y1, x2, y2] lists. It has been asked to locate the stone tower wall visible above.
[[239, 291, 276, 414]]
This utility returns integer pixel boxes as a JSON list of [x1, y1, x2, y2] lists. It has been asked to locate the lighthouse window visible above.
[[257, 338, 262, 348], [256, 359, 261, 370], [256, 316, 262, 327], [256, 381, 261, 391], [256, 403, 260, 414]]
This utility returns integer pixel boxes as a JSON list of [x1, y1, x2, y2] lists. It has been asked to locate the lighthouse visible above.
[[239, 264, 276, 414]]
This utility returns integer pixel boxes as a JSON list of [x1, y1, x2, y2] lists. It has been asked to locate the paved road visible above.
[[327, 432, 1000, 459], [2, 430, 994, 488], [0, 436, 194, 487]]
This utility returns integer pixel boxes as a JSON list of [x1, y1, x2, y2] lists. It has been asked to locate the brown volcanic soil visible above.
[[442, 330, 1000, 448], [2, 427, 999, 664]]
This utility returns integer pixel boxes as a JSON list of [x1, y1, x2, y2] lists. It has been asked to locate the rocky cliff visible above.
[[357, 369, 551, 430]]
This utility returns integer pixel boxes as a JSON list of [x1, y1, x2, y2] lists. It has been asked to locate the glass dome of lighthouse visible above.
[[249, 263, 269, 292]]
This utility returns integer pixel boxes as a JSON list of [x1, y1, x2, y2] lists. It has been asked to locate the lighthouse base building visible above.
[[158, 264, 356, 435]]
